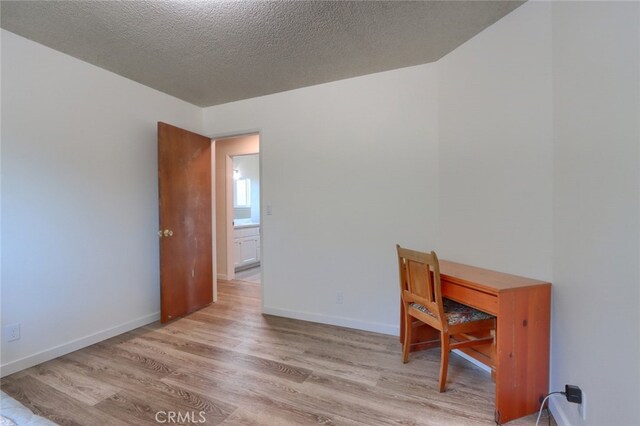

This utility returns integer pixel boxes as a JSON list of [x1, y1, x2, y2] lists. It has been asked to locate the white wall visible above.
[[437, 2, 553, 281], [437, 2, 639, 425], [551, 2, 640, 425], [203, 65, 439, 334], [1, 30, 202, 375]]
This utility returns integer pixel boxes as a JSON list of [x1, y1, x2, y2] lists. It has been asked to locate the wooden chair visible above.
[[396, 245, 496, 392]]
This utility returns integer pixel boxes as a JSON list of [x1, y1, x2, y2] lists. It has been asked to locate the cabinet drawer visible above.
[[234, 226, 260, 238], [442, 281, 498, 315]]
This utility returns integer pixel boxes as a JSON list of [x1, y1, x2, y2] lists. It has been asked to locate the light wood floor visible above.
[[1, 280, 554, 425], [234, 266, 261, 284]]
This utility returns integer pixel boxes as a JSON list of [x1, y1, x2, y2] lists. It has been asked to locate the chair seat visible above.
[[411, 299, 494, 325]]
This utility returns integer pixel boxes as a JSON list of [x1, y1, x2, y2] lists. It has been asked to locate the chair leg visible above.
[[402, 308, 412, 363], [439, 332, 450, 392]]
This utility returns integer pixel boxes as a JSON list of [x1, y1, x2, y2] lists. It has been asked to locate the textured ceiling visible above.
[[1, 1, 524, 107]]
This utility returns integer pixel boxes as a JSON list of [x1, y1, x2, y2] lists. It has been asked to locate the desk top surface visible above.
[[439, 260, 551, 293]]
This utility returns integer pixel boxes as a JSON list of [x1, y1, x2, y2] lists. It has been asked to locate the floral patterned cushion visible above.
[[411, 299, 494, 325]]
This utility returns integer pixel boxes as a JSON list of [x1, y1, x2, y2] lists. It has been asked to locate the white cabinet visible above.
[[240, 237, 259, 265], [233, 240, 242, 268], [234, 225, 260, 270]]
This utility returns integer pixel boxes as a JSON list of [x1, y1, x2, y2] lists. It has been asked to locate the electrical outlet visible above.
[[336, 292, 344, 305], [565, 385, 582, 404], [266, 204, 273, 215], [578, 391, 587, 421], [4, 323, 21, 342]]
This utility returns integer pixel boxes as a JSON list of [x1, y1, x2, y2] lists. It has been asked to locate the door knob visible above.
[[163, 229, 174, 237]]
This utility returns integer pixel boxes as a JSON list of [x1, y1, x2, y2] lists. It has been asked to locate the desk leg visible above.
[[494, 286, 551, 424]]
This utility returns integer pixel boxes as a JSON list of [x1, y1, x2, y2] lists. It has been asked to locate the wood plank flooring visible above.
[[1, 280, 554, 425], [234, 266, 261, 284]]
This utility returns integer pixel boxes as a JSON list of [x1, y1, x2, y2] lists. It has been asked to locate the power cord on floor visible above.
[[547, 406, 553, 426], [535, 391, 564, 426]]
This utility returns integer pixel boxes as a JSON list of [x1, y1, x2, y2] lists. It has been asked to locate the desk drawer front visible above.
[[442, 281, 498, 315]]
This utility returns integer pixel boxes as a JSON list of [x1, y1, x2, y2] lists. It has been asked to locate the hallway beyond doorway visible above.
[[234, 265, 261, 284]]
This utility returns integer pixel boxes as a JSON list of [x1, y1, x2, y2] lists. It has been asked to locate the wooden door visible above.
[[158, 122, 213, 323]]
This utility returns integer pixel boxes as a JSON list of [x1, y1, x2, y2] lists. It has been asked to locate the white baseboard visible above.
[[262, 306, 399, 336], [452, 349, 491, 374], [0, 312, 160, 378], [549, 398, 572, 426]]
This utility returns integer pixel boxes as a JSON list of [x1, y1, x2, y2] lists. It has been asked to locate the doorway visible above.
[[231, 153, 261, 284], [213, 134, 261, 286]]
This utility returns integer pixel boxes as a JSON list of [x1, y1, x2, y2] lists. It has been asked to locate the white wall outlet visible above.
[[4, 323, 21, 342], [578, 391, 587, 421], [266, 204, 272, 215], [336, 292, 344, 305]]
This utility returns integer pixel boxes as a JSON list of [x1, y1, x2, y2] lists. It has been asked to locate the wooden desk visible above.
[[400, 260, 551, 424]]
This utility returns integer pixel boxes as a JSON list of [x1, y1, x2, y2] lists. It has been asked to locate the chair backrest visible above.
[[396, 245, 445, 324]]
